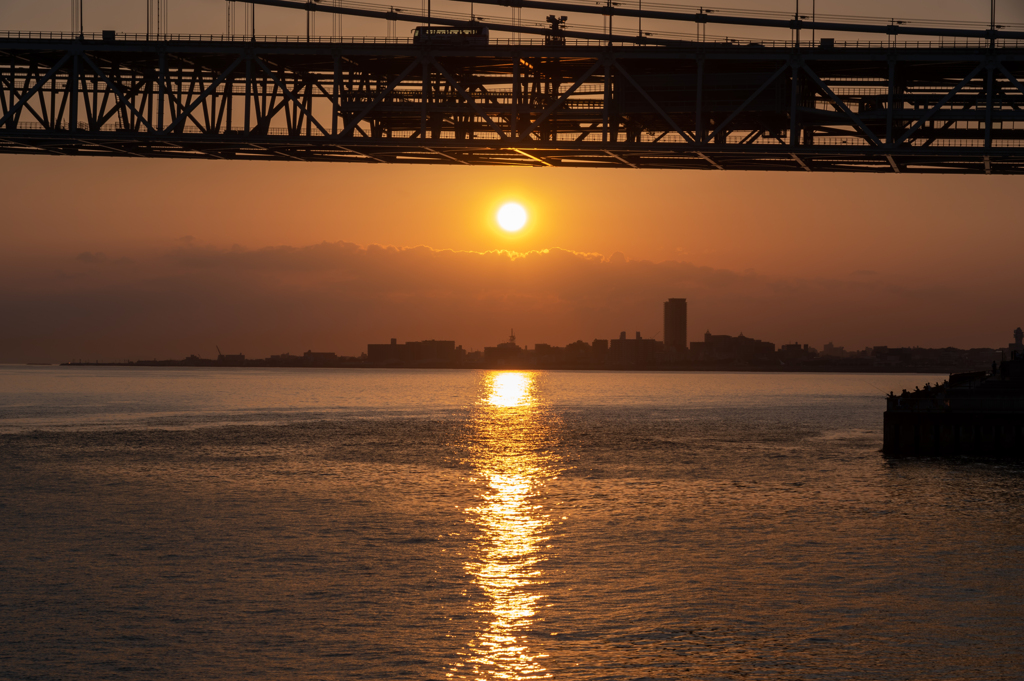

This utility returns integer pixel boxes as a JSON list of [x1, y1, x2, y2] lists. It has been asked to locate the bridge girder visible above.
[[2, 36, 1024, 173]]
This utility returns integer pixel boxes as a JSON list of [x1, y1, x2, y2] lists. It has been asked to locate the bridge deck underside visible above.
[[2, 39, 1024, 173]]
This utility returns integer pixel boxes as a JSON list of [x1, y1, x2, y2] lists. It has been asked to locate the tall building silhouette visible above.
[[664, 298, 687, 354]]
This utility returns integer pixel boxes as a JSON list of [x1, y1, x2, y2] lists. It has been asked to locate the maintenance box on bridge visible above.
[[412, 25, 489, 46]]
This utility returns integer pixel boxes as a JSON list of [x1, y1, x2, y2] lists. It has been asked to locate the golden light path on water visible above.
[[449, 371, 560, 680], [486, 373, 533, 409]]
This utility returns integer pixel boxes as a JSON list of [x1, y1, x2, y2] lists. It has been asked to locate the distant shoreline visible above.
[[51, 361, 960, 374]]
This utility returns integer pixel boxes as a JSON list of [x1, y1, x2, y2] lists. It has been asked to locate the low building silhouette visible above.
[[367, 338, 461, 365], [870, 345, 999, 371], [610, 331, 662, 367], [821, 342, 847, 358], [216, 350, 246, 366], [304, 350, 339, 365], [689, 330, 775, 363], [778, 342, 819, 363], [564, 340, 590, 361], [268, 352, 301, 366], [367, 338, 404, 364], [405, 340, 459, 364], [484, 330, 524, 366], [1005, 327, 1024, 360]]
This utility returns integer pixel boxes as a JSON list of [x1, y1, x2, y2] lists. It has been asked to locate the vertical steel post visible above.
[[158, 50, 166, 132], [244, 56, 251, 133], [512, 54, 519, 140], [332, 53, 340, 135], [147, 59, 154, 130], [421, 60, 428, 138], [305, 79, 312, 136], [789, 61, 799, 146], [886, 58, 895, 145], [985, 63, 994, 151], [91, 63, 98, 130], [695, 55, 704, 142], [225, 70, 232, 132], [70, 54, 79, 133], [602, 58, 610, 142]]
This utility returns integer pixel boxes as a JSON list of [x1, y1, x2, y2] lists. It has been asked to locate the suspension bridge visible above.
[[2, 0, 1024, 172]]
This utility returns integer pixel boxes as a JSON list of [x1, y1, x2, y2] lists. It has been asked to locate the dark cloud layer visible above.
[[0, 240, 1013, 363]]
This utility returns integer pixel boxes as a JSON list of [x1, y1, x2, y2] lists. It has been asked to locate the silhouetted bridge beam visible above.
[[2, 34, 1024, 173]]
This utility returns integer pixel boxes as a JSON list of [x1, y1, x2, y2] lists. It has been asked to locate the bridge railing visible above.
[[3, 30, 1024, 50]]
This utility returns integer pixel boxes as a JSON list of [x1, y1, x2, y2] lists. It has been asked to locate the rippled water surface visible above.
[[2, 366, 1023, 680]]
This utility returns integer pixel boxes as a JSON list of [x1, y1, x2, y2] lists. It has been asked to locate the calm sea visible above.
[[1, 366, 1022, 680]]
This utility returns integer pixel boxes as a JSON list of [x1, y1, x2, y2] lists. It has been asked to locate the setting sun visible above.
[[496, 203, 528, 232]]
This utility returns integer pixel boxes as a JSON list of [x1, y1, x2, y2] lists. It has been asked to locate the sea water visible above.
[[1, 366, 1022, 680]]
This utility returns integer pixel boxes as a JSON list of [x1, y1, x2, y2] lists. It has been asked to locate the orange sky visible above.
[[2, 1, 1022, 362], [4, 154, 1022, 282]]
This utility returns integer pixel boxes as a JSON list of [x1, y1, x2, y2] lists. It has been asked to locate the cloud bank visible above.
[[0, 240, 1013, 363]]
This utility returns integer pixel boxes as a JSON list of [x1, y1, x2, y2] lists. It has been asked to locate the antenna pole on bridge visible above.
[[991, 0, 996, 48], [607, 0, 612, 46], [794, 0, 799, 46]]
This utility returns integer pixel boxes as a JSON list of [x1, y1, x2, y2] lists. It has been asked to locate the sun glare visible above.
[[496, 203, 528, 232]]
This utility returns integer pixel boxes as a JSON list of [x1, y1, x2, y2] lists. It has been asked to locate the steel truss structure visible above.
[[2, 35, 1024, 172]]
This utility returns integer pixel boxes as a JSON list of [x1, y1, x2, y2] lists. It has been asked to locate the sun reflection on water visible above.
[[449, 372, 560, 680], [486, 372, 533, 409]]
